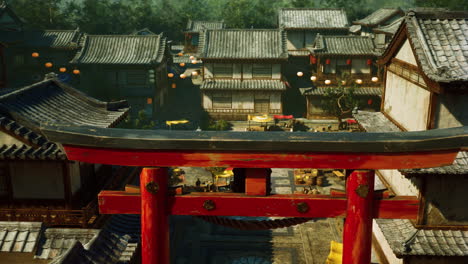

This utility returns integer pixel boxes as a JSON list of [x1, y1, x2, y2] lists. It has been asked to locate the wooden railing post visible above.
[[343, 170, 375, 264], [140, 167, 169, 264]]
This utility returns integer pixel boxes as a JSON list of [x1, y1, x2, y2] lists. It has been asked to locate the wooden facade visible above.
[[199, 30, 288, 120]]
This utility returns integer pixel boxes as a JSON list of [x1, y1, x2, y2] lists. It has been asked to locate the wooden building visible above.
[[300, 35, 382, 118], [198, 29, 288, 120], [0, 75, 129, 227], [184, 20, 225, 53], [70, 34, 171, 118], [354, 9, 468, 264]]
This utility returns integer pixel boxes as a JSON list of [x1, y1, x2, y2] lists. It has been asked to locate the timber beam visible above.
[[98, 191, 419, 219]]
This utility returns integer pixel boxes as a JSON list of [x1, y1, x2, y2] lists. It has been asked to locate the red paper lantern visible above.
[[325, 59, 331, 65], [367, 99, 373, 105], [346, 59, 352, 65], [310, 55, 317, 64], [367, 59, 372, 65]]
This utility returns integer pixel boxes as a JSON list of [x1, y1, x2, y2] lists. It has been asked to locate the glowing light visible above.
[[341, 80, 346, 85], [191, 60, 197, 64], [171, 83, 177, 88], [147, 98, 153, 104], [44, 62, 53, 68], [168, 73, 174, 78], [59, 67, 66, 73], [72, 69, 80, 75], [325, 80, 331, 85], [371, 77, 379, 82], [297, 71, 303, 77], [177, 52, 183, 56], [192, 71, 198, 76], [31, 52, 39, 58], [180, 74, 186, 79], [189, 55, 195, 60], [179, 62, 185, 67], [310, 76, 317, 81], [356, 79, 363, 84]]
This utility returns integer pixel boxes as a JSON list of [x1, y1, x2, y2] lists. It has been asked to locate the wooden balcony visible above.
[[315, 73, 382, 87]]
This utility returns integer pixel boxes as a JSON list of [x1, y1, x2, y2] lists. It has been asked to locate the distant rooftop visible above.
[[278, 8, 349, 29], [198, 29, 288, 60], [312, 35, 378, 56], [185, 20, 225, 33], [373, 17, 404, 35], [354, 8, 403, 27]]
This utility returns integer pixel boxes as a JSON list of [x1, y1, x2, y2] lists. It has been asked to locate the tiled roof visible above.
[[404, 10, 468, 82], [185, 20, 225, 33], [401, 151, 468, 175], [349, 25, 362, 33], [104, 214, 141, 263], [0, 29, 82, 48], [0, 77, 129, 129], [354, 8, 403, 27], [173, 54, 194, 64], [288, 50, 310, 56], [312, 35, 378, 56], [279, 8, 349, 29], [299, 87, 382, 96], [200, 79, 287, 91], [0, 221, 43, 253], [71, 34, 167, 65], [353, 111, 468, 174], [352, 110, 400, 133], [0, 143, 65, 160], [198, 29, 288, 59], [48, 230, 131, 264], [376, 219, 468, 257], [374, 17, 404, 35]]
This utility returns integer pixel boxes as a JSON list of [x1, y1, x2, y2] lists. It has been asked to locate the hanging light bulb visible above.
[[191, 60, 197, 64], [171, 83, 177, 88], [356, 79, 363, 84], [189, 55, 195, 60], [297, 71, 303, 77], [72, 69, 80, 75], [192, 71, 199, 76], [168, 73, 174, 78], [310, 76, 317, 81], [371, 77, 379, 82], [59, 67, 67, 73], [341, 80, 346, 85], [325, 80, 331, 85], [44, 62, 53, 68], [31, 52, 39, 58], [180, 74, 186, 79]]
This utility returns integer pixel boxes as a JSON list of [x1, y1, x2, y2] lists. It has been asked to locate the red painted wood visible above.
[[63, 145, 457, 169], [98, 191, 419, 219], [140, 168, 169, 264], [343, 170, 375, 264], [245, 168, 270, 196]]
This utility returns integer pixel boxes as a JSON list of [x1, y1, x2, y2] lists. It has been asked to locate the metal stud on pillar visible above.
[[140, 167, 169, 264]]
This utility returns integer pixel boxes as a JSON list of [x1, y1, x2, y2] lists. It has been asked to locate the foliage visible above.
[[206, 119, 232, 131], [321, 84, 359, 123], [118, 110, 156, 129], [414, 0, 468, 11]]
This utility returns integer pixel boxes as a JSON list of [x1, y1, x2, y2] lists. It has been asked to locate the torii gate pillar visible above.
[[140, 167, 169, 264]]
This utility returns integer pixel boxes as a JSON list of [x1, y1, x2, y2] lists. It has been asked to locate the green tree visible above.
[[321, 85, 359, 126], [8, 0, 73, 29], [414, 0, 468, 10]]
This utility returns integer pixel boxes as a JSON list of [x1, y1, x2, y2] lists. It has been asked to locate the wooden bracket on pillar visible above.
[[245, 168, 271, 196]]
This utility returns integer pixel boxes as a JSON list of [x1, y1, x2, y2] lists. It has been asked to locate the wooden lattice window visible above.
[[213, 64, 233, 78], [254, 99, 270, 114], [213, 96, 232, 109], [252, 64, 272, 78]]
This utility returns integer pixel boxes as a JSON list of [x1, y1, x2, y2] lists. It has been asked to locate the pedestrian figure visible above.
[[196, 178, 201, 187]]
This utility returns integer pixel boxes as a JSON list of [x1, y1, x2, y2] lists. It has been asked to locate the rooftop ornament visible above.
[[297, 71, 303, 77], [31, 52, 39, 58]]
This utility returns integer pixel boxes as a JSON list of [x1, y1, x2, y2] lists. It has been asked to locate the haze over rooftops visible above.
[[353, 8, 403, 27], [198, 29, 288, 59], [279, 8, 349, 29], [70, 34, 167, 65]]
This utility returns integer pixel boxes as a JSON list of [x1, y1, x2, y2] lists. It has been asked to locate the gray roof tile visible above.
[[312, 35, 378, 56], [300, 87, 382, 96], [185, 20, 225, 33], [200, 79, 286, 91], [374, 17, 404, 35], [354, 8, 403, 27], [71, 34, 167, 65], [403, 10, 468, 82], [376, 219, 468, 257], [0, 221, 43, 253], [279, 8, 349, 29], [198, 29, 288, 59]]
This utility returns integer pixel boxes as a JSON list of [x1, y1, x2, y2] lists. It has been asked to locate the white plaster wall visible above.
[[270, 92, 281, 110], [373, 219, 403, 264], [272, 64, 281, 79], [395, 39, 418, 66], [378, 169, 419, 196], [0, 132, 24, 145], [233, 64, 242, 79], [204, 64, 214, 79], [232, 92, 254, 109], [10, 162, 64, 199], [203, 93, 212, 109], [384, 72, 430, 131]]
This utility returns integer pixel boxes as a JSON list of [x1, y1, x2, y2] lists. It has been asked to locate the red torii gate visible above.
[[42, 125, 467, 264]]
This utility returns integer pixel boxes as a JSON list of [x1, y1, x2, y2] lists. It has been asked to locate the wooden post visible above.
[[140, 167, 169, 264], [245, 168, 271, 196], [343, 170, 375, 264]]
